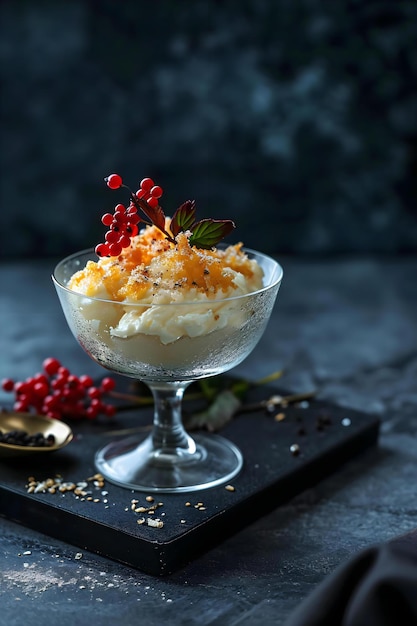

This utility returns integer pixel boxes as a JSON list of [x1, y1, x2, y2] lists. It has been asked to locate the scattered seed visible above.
[[87, 473, 104, 481], [145, 496, 154, 502], [185, 502, 191, 507], [290, 443, 300, 456], [74, 552, 83, 560], [225, 484, 235, 492], [198, 506, 206, 511], [136, 518, 145, 525], [25, 473, 108, 504], [274, 412, 286, 422], [147, 518, 163, 528]]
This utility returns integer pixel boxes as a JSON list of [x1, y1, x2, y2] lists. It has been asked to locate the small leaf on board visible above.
[[185, 390, 242, 432]]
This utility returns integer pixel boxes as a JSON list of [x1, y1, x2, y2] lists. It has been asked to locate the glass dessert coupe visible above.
[[53, 247, 283, 493]]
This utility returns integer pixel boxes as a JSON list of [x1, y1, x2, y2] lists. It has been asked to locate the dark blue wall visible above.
[[2, 0, 417, 258]]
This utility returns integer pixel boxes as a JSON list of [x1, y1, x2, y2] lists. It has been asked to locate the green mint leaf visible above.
[[170, 200, 197, 237], [188, 219, 236, 249]]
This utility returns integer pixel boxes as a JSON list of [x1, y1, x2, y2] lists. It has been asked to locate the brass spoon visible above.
[[0, 411, 73, 458]]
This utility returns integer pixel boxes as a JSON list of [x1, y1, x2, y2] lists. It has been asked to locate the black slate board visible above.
[[0, 384, 379, 576]]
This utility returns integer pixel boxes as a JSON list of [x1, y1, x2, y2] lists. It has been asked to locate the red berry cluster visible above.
[[95, 175, 164, 258], [134, 176, 163, 209], [1, 358, 117, 421]]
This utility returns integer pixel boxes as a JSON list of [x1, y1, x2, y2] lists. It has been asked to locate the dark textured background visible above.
[[1, 3, 417, 621], [1, 0, 417, 258]]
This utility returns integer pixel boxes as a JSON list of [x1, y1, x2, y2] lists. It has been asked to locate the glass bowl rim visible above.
[[52, 246, 283, 307]]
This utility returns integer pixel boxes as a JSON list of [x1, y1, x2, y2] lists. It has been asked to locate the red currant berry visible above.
[[104, 404, 116, 418], [140, 177, 154, 192], [114, 213, 126, 224], [108, 242, 122, 256], [127, 213, 140, 225], [126, 224, 139, 237], [101, 213, 114, 226], [85, 405, 99, 420], [14, 400, 29, 412], [51, 377, 65, 390], [58, 366, 70, 379], [33, 373, 49, 385], [106, 173, 123, 189], [33, 381, 49, 397], [43, 357, 61, 376], [1, 378, 14, 392], [150, 185, 163, 198], [119, 235, 131, 248], [90, 398, 103, 409], [100, 377, 116, 392], [146, 196, 159, 208], [95, 243, 109, 257], [87, 386, 101, 400], [79, 374, 94, 388], [14, 381, 31, 395], [43, 395, 59, 410], [105, 230, 119, 243]]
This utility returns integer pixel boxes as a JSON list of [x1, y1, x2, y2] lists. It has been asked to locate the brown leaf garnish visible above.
[[130, 193, 168, 235]]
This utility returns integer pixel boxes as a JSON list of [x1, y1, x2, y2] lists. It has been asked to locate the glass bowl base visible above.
[[95, 433, 243, 493]]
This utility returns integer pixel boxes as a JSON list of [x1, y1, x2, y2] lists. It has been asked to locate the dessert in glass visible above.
[[52, 175, 283, 492]]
